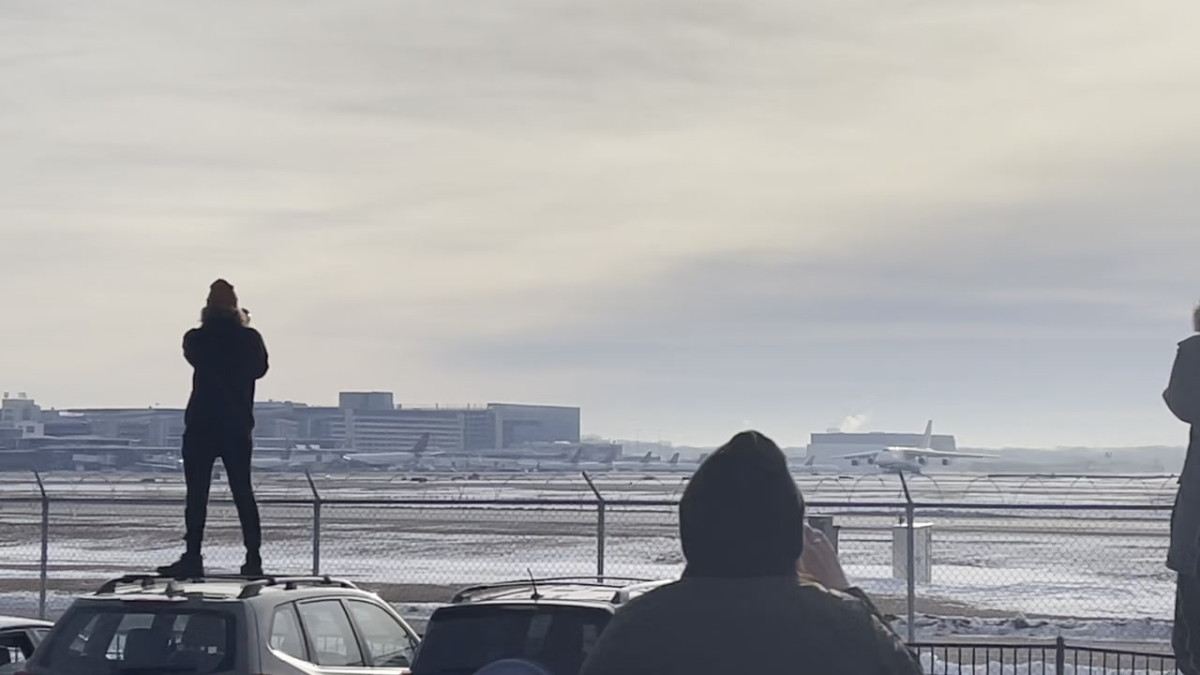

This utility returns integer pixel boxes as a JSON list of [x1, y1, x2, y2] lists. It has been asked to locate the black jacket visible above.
[[183, 312, 269, 436], [580, 576, 923, 675], [1165, 335, 1200, 574], [1166, 335, 1200, 427], [581, 431, 923, 675]]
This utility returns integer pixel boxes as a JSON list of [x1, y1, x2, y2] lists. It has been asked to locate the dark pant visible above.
[[182, 430, 261, 555], [1176, 574, 1200, 675]]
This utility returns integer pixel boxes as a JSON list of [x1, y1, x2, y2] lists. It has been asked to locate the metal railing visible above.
[[911, 638, 1177, 674]]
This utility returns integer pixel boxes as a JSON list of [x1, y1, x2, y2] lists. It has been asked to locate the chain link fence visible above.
[[0, 472, 1181, 648]]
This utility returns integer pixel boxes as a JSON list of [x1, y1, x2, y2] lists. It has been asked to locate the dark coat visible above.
[[1165, 335, 1200, 575], [183, 311, 269, 437], [581, 431, 922, 675], [579, 576, 923, 675]]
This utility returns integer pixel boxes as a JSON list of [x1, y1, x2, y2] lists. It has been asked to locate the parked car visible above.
[[0, 615, 53, 675], [19, 574, 420, 675], [410, 577, 671, 675]]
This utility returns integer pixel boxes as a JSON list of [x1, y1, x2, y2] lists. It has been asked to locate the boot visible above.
[[156, 552, 204, 579], [240, 550, 264, 577]]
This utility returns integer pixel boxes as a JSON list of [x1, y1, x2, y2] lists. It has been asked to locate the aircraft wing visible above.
[[895, 448, 993, 459], [829, 451, 882, 461]]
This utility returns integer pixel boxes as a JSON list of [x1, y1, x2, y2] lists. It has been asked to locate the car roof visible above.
[[0, 615, 53, 630], [81, 574, 370, 604], [449, 577, 674, 607]]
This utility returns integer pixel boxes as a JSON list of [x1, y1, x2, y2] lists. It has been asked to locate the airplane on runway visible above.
[[136, 454, 183, 472], [833, 421, 992, 474], [251, 448, 316, 471], [340, 433, 440, 470]]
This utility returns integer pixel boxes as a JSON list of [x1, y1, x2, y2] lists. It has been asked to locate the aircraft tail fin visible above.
[[412, 432, 431, 456], [668, 452, 680, 465], [921, 420, 933, 449], [641, 452, 652, 463], [697, 453, 708, 464], [805, 455, 816, 466]]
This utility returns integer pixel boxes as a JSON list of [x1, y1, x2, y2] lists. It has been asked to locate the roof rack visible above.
[[95, 574, 359, 599], [97, 575, 182, 596], [451, 576, 655, 604], [237, 576, 360, 599], [610, 579, 673, 605]]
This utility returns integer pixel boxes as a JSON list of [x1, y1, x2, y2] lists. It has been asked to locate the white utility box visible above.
[[892, 522, 933, 584]]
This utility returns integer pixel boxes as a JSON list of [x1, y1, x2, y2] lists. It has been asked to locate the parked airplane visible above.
[[833, 421, 991, 474], [340, 433, 437, 470], [792, 454, 842, 475], [531, 447, 620, 472], [646, 452, 708, 473], [613, 452, 657, 471]]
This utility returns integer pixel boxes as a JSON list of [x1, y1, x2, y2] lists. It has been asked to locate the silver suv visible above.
[[20, 575, 420, 675], [411, 577, 671, 675], [0, 615, 53, 675]]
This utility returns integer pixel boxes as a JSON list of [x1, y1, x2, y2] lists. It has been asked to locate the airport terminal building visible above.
[[0, 392, 584, 471]]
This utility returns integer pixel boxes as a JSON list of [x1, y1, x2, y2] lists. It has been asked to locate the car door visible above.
[[342, 600, 419, 671], [291, 597, 409, 675], [0, 627, 37, 675]]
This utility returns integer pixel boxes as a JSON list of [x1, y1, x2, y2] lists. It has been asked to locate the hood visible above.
[[207, 279, 239, 309], [679, 430, 805, 578], [200, 305, 249, 327]]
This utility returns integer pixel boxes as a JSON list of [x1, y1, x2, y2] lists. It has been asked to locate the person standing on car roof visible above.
[[158, 279, 269, 579], [580, 430, 923, 675], [1163, 304, 1200, 675]]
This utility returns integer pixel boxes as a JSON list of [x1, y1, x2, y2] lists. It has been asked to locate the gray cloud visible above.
[[3, 0, 1199, 446], [445, 157, 1200, 445]]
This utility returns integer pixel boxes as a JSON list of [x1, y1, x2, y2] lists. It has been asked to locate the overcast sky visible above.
[[4, 1, 1200, 448]]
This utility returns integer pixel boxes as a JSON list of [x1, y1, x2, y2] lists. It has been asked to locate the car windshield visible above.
[[39, 604, 236, 675], [412, 605, 609, 675]]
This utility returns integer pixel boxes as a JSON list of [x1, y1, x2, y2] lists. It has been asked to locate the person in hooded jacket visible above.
[[579, 430, 922, 675], [1164, 305, 1200, 675], [158, 279, 269, 578]]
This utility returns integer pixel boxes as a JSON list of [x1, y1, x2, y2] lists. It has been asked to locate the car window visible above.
[[38, 606, 235, 675], [0, 630, 34, 672], [270, 603, 308, 661], [347, 600, 417, 668], [297, 599, 365, 667], [412, 605, 610, 675]]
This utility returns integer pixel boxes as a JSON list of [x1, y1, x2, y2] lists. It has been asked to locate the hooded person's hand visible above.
[[798, 523, 850, 591]]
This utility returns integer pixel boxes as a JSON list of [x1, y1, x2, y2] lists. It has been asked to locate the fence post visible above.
[[34, 471, 48, 621], [899, 472, 916, 644], [306, 472, 322, 576], [1054, 637, 1065, 675], [583, 472, 606, 582]]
